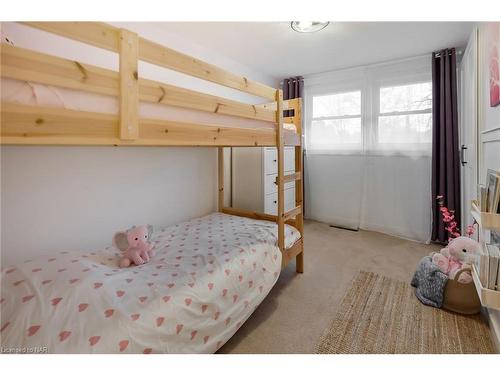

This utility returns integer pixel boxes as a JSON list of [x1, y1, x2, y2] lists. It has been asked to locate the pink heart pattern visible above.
[[27, 325, 41, 337], [119, 340, 129, 352], [89, 336, 100, 346], [131, 313, 140, 321], [190, 330, 198, 340], [22, 295, 34, 303], [1, 212, 290, 353], [176, 324, 183, 335], [1, 322, 11, 333], [156, 317, 165, 327], [59, 330, 71, 342]]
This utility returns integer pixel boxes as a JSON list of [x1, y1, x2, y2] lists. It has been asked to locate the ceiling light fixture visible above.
[[291, 21, 329, 33]]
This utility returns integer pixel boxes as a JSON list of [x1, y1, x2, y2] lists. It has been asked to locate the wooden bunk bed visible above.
[[0, 22, 304, 273]]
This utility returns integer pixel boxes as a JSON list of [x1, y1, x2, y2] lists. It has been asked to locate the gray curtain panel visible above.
[[431, 48, 461, 243], [282, 76, 303, 117]]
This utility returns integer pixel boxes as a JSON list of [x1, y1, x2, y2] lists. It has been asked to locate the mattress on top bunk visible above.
[[0, 212, 301, 354], [0, 78, 298, 133]]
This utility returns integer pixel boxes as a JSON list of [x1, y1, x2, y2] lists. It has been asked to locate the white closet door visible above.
[[460, 30, 478, 228]]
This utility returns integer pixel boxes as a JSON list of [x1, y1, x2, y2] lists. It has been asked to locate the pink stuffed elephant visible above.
[[431, 236, 480, 283], [113, 225, 155, 268]]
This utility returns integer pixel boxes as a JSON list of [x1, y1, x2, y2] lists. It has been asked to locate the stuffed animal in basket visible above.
[[431, 236, 480, 284], [113, 225, 155, 268]]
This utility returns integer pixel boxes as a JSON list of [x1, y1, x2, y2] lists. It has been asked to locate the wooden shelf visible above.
[[472, 264, 500, 310], [470, 199, 500, 310], [471, 200, 500, 230]]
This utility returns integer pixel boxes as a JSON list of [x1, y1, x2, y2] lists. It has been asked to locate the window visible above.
[[309, 90, 362, 151], [376, 82, 432, 152], [305, 57, 432, 155], [306, 80, 432, 155]]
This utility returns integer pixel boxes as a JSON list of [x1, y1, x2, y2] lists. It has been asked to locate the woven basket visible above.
[[442, 268, 481, 315]]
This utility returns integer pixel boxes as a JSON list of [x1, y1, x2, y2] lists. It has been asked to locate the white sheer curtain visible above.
[[304, 56, 433, 242]]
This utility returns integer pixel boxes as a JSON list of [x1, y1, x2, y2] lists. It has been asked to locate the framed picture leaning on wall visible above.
[[486, 169, 500, 213], [488, 22, 500, 107]]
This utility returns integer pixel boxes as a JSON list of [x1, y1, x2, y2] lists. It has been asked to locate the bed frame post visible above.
[[119, 28, 139, 140], [294, 98, 304, 273], [218, 147, 224, 212], [276, 90, 286, 257]]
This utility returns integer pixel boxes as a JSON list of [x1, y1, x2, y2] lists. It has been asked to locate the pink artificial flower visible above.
[[443, 214, 454, 223], [436, 195, 463, 242]]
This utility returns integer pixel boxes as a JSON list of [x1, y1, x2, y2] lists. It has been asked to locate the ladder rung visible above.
[[282, 206, 302, 221], [275, 172, 301, 185]]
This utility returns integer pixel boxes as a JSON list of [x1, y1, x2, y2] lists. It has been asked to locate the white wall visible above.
[[477, 22, 500, 351], [1, 147, 217, 265], [0, 22, 277, 266]]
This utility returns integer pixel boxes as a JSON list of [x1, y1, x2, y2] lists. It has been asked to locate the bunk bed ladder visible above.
[[275, 89, 286, 258], [278, 97, 304, 273], [293, 98, 304, 273]]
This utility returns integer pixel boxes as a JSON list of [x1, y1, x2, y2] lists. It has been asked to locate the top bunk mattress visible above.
[[0, 212, 301, 354]]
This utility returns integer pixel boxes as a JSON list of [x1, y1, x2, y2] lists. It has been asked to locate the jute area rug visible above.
[[316, 271, 496, 354]]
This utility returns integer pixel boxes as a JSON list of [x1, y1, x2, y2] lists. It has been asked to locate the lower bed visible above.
[[0, 213, 301, 354]]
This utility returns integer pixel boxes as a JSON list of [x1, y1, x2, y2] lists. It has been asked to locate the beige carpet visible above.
[[316, 271, 496, 354], [219, 220, 494, 353]]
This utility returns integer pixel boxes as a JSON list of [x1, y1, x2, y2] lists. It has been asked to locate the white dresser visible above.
[[231, 147, 296, 215]]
